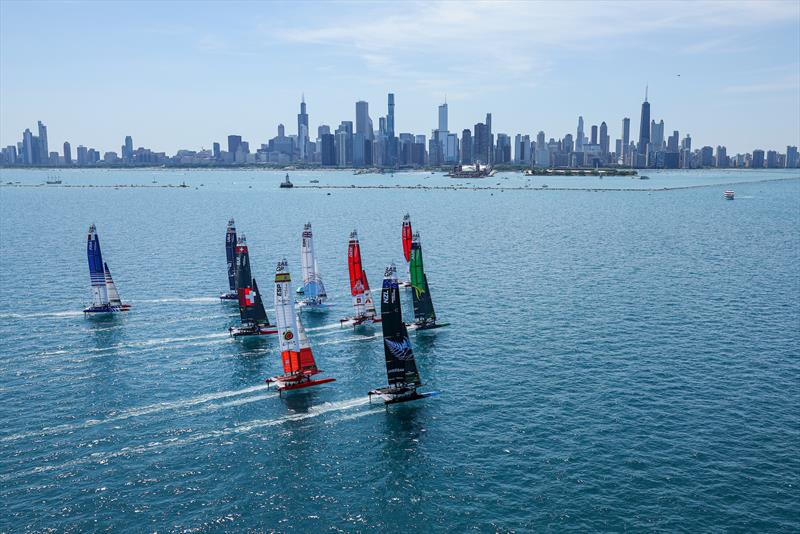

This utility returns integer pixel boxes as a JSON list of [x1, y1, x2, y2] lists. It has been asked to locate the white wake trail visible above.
[[0, 384, 271, 443], [0, 396, 377, 483]]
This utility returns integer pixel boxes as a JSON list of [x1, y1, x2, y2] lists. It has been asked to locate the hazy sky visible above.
[[2, 0, 798, 154]]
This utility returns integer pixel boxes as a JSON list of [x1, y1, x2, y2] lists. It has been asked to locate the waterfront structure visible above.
[[787, 146, 799, 168], [752, 149, 765, 168]]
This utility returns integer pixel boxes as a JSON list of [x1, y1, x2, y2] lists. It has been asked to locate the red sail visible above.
[[402, 215, 413, 262], [281, 350, 300, 375], [348, 234, 365, 296]]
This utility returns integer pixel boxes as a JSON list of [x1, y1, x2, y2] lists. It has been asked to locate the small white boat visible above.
[[724, 190, 735, 200]]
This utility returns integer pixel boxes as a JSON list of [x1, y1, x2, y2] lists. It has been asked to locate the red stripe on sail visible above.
[[298, 347, 317, 372]]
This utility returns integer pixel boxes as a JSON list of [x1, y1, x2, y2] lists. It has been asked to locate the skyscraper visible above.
[[599, 121, 609, 156], [621, 117, 630, 163], [63, 141, 72, 164], [355, 100, 373, 142], [751, 149, 764, 168], [590, 125, 598, 145], [123, 135, 133, 162], [637, 87, 650, 158], [37, 121, 48, 163], [297, 95, 309, 161], [227, 135, 242, 156], [576, 116, 584, 152], [22, 128, 34, 165], [387, 93, 395, 137], [212, 142, 220, 160], [461, 129, 472, 164], [438, 103, 448, 132], [787, 146, 799, 168]]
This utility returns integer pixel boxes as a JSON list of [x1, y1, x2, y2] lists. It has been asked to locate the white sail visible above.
[[274, 259, 299, 355], [104, 263, 122, 307], [364, 286, 377, 318], [300, 222, 326, 303]]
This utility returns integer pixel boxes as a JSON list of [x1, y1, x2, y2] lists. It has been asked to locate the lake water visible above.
[[1, 168, 798, 531]]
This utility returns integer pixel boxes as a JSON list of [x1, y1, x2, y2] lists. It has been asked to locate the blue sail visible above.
[[86, 224, 109, 307]]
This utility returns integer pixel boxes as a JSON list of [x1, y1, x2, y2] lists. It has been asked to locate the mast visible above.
[[104, 262, 122, 307], [87, 224, 109, 306], [275, 259, 320, 376], [301, 222, 327, 302], [402, 213, 413, 263], [380, 263, 421, 387], [409, 232, 436, 323], [225, 218, 237, 292]]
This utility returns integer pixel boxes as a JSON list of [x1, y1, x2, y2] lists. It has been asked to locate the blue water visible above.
[[1, 169, 798, 532]]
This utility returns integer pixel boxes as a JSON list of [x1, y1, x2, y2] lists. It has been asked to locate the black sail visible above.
[[225, 219, 237, 292], [249, 278, 269, 324], [380, 264, 421, 387]]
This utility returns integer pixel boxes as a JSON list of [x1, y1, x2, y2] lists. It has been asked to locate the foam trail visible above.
[[135, 297, 219, 304], [38, 333, 230, 358], [0, 311, 84, 319], [306, 322, 349, 332], [0, 396, 376, 483], [317, 334, 380, 346], [0, 384, 271, 443]]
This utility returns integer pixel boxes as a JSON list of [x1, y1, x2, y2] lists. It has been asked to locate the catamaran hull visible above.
[[266, 376, 336, 392], [229, 326, 278, 337], [406, 322, 449, 331], [341, 316, 382, 328], [83, 304, 131, 314], [297, 300, 332, 312], [368, 387, 436, 404], [219, 291, 238, 300]]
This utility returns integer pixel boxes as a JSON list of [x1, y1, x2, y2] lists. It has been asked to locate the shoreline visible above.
[[1, 176, 795, 192]]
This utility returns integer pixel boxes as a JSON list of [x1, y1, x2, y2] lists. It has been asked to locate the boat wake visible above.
[[0, 310, 84, 319], [0, 396, 379, 483], [0, 383, 272, 444]]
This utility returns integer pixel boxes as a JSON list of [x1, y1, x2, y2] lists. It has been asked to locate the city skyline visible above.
[[1, 1, 798, 155]]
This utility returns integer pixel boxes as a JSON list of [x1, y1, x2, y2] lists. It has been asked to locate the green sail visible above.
[[409, 233, 436, 323]]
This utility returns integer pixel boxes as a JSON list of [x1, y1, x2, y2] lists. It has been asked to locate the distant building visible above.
[[700, 146, 713, 167], [599, 121, 609, 157], [766, 150, 778, 168], [37, 121, 48, 164], [590, 125, 598, 145], [63, 141, 72, 164], [320, 134, 335, 166], [751, 149, 765, 168], [716, 146, 728, 167], [438, 103, 448, 132], [227, 135, 242, 156], [621, 117, 630, 164], [637, 88, 650, 164], [576, 116, 585, 152], [787, 146, 799, 168], [461, 129, 473, 164]]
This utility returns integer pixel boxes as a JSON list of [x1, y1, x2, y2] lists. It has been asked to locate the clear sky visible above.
[[1, 0, 798, 155]]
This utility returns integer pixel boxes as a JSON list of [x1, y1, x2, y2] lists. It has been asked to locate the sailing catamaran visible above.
[[400, 213, 413, 288], [267, 259, 335, 392], [220, 218, 238, 300], [229, 236, 278, 337], [408, 231, 448, 330], [297, 222, 329, 310], [368, 263, 432, 404], [341, 230, 381, 327], [84, 224, 130, 314]]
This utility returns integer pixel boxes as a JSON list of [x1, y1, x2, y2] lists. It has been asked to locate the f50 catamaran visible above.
[[220, 218, 238, 300], [267, 259, 335, 392], [369, 263, 433, 404], [341, 230, 380, 327], [408, 231, 448, 330], [84, 224, 130, 314], [298, 222, 329, 310], [229, 236, 277, 337]]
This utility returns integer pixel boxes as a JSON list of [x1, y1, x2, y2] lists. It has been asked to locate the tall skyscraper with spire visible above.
[[297, 95, 309, 161], [637, 86, 650, 158], [576, 116, 584, 152]]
